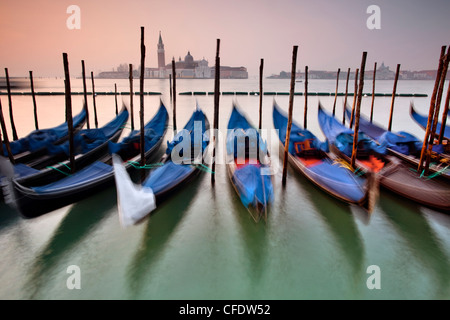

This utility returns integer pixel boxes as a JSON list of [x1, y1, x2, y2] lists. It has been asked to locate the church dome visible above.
[[185, 51, 194, 64]]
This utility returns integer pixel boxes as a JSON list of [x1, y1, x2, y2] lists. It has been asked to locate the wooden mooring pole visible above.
[[29, 71, 39, 130], [304, 66, 308, 129], [282, 45, 298, 187], [258, 58, 264, 130], [438, 79, 450, 144], [332, 68, 340, 116], [424, 47, 450, 174], [91, 71, 98, 128], [211, 39, 221, 184], [418, 46, 446, 173], [350, 52, 367, 169], [387, 64, 401, 131], [139, 26, 146, 167], [4, 68, 18, 140], [63, 53, 75, 174], [0, 99, 14, 164], [172, 58, 177, 134], [349, 68, 359, 128], [342, 68, 350, 125], [129, 63, 134, 131], [370, 62, 377, 123], [81, 60, 90, 129], [114, 83, 118, 115]]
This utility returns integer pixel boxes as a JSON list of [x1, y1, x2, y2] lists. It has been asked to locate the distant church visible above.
[[145, 32, 247, 79]]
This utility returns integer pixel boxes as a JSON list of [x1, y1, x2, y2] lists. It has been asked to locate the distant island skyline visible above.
[[268, 62, 450, 81]]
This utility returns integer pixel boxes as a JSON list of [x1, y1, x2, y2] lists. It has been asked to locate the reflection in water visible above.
[[289, 168, 365, 281], [127, 173, 205, 299], [24, 188, 116, 299], [227, 179, 267, 285], [0, 203, 21, 231], [379, 191, 450, 298]]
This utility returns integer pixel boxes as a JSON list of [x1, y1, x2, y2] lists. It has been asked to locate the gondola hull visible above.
[[226, 104, 274, 222], [273, 103, 372, 210], [113, 106, 210, 227], [320, 105, 450, 212], [345, 105, 449, 180], [2, 106, 133, 216]]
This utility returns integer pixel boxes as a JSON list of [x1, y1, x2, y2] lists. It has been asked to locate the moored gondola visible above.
[[3, 102, 167, 218], [273, 101, 375, 211], [319, 104, 450, 212], [410, 103, 450, 140], [226, 103, 273, 222], [113, 105, 209, 227], [1, 105, 129, 209], [345, 104, 449, 180]]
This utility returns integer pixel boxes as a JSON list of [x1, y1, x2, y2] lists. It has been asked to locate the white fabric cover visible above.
[[112, 154, 156, 227]]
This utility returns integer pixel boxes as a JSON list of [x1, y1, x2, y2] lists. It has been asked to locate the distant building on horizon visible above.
[[98, 32, 247, 79], [268, 62, 448, 81]]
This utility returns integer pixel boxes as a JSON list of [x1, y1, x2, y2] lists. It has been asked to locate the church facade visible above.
[[145, 32, 247, 79]]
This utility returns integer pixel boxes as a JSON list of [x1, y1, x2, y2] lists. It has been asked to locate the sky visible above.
[[0, 0, 449, 78]]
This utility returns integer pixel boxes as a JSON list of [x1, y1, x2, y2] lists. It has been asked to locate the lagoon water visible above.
[[0, 77, 449, 299]]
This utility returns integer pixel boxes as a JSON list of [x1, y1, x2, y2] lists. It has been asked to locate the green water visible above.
[[0, 79, 449, 299]]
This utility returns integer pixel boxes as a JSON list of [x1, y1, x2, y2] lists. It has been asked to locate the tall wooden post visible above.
[[349, 68, 359, 128], [332, 68, 340, 116], [29, 71, 39, 130], [304, 66, 308, 129], [4, 68, 18, 140], [129, 63, 134, 131], [342, 68, 350, 124], [139, 26, 146, 166], [63, 53, 75, 174], [114, 83, 118, 115], [0, 126, 3, 156], [282, 45, 298, 186], [81, 60, 90, 129], [418, 46, 446, 173], [258, 58, 264, 130], [169, 74, 173, 100], [370, 62, 377, 123], [171, 58, 177, 134], [0, 99, 14, 164], [424, 48, 450, 173], [211, 39, 220, 184], [91, 71, 98, 128], [387, 64, 401, 131], [350, 52, 367, 169], [438, 81, 450, 144]]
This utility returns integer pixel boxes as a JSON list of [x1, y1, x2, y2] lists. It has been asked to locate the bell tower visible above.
[[157, 31, 165, 69]]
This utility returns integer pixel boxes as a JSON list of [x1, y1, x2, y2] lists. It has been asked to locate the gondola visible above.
[[113, 105, 209, 227], [273, 101, 374, 211], [226, 103, 273, 222], [1, 105, 129, 207], [2, 105, 128, 180], [3, 102, 167, 218], [410, 103, 450, 140], [3, 106, 87, 163], [345, 104, 449, 180], [319, 103, 450, 212]]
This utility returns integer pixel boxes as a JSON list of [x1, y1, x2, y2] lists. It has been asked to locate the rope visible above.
[[332, 158, 367, 176], [354, 167, 368, 177], [127, 161, 164, 170], [409, 165, 449, 179], [191, 162, 214, 174], [46, 162, 71, 176]]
